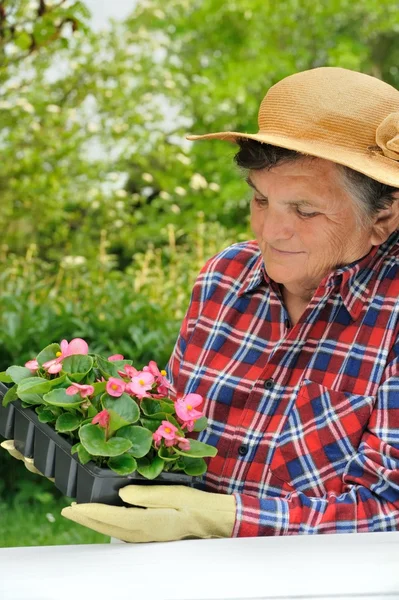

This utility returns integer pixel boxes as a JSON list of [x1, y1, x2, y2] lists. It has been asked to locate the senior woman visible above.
[[61, 66, 399, 541]]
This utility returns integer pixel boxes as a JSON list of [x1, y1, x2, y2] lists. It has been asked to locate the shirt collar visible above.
[[237, 231, 399, 321]]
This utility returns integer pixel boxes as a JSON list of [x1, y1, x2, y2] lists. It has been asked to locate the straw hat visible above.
[[187, 67, 399, 187]]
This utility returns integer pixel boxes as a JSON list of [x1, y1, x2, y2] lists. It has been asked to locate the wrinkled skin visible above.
[[248, 157, 399, 322]]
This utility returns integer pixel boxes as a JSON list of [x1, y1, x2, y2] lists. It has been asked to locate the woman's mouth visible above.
[[270, 246, 304, 255]]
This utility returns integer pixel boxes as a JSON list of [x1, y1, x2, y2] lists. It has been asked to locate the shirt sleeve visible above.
[[232, 338, 399, 536]]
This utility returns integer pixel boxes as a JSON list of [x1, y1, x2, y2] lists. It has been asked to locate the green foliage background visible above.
[[0, 0, 398, 546]]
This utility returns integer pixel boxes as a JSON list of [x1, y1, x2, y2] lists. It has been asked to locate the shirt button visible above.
[[264, 378, 274, 390], [238, 444, 249, 456]]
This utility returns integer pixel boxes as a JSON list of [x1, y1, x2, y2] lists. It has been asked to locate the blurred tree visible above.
[[0, 0, 398, 265]]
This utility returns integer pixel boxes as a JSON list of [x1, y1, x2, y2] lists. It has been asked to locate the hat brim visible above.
[[186, 131, 399, 188]]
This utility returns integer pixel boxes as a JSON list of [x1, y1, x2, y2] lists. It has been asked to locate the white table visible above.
[[1, 532, 399, 599]]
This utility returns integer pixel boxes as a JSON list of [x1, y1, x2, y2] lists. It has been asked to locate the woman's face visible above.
[[249, 157, 379, 300]]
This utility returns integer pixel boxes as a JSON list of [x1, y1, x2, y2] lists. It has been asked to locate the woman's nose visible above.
[[261, 209, 294, 241]]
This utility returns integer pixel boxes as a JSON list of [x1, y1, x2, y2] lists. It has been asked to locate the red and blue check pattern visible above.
[[166, 231, 399, 536]]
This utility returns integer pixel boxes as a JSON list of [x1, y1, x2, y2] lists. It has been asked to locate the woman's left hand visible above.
[[61, 484, 236, 543]]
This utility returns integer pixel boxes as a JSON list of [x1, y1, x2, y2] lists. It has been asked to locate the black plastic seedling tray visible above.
[[0, 382, 194, 504]]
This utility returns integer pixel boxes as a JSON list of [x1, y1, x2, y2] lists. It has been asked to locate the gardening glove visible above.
[[0, 439, 49, 478], [61, 484, 236, 543]]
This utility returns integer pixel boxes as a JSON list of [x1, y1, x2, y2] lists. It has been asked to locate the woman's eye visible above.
[[296, 209, 319, 218], [254, 196, 268, 206]]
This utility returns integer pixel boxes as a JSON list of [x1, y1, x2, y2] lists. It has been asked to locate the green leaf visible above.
[[136, 456, 165, 480], [141, 398, 174, 417], [36, 344, 61, 368], [36, 407, 56, 423], [102, 393, 140, 433], [48, 374, 68, 389], [95, 355, 132, 378], [62, 355, 93, 382], [43, 388, 83, 408], [91, 380, 107, 396], [2, 384, 18, 407], [157, 444, 180, 462], [79, 423, 132, 457], [17, 377, 52, 396], [5, 366, 32, 384], [14, 31, 32, 51], [77, 443, 92, 465], [0, 371, 13, 383], [140, 417, 162, 432], [174, 439, 218, 458], [108, 454, 137, 475], [116, 425, 153, 458], [56, 412, 81, 432], [192, 416, 207, 432], [18, 394, 43, 406], [179, 456, 207, 476]]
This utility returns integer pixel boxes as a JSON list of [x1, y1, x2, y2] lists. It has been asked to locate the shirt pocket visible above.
[[267, 379, 376, 496]]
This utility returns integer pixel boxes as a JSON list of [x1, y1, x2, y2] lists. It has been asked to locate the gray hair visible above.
[[234, 139, 399, 231]]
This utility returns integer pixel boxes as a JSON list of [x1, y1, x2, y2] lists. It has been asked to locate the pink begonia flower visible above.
[[175, 436, 190, 451], [122, 364, 139, 378], [66, 383, 95, 398], [125, 371, 155, 399], [108, 354, 124, 361], [175, 393, 203, 431], [153, 421, 178, 447], [92, 409, 110, 428], [106, 377, 126, 397], [25, 359, 40, 373], [143, 361, 171, 396], [42, 338, 89, 374]]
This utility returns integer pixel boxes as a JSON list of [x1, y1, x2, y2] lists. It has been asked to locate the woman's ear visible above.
[[370, 192, 399, 246]]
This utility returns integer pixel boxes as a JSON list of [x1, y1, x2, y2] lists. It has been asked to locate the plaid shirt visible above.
[[166, 230, 399, 537]]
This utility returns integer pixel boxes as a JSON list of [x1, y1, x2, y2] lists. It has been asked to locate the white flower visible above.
[[46, 104, 61, 113], [67, 108, 77, 121], [114, 219, 124, 228], [190, 173, 208, 190], [115, 201, 125, 209], [159, 191, 171, 200], [108, 172, 120, 182], [16, 98, 34, 113], [87, 122, 100, 133], [61, 256, 87, 268], [112, 123, 128, 133], [91, 201, 100, 209], [30, 122, 41, 132], [154, 9, 165, 18], [142, 172, 153, 183], [209, 182, 220, 192], [46, 513, 55, 523], [174, 186, 186, 196], [164, 79, 176, 89], [171, 203, 181, 214], [115, 189, 127, 198], [0, 101, 11, 110], [176, 153, 190, 165]]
